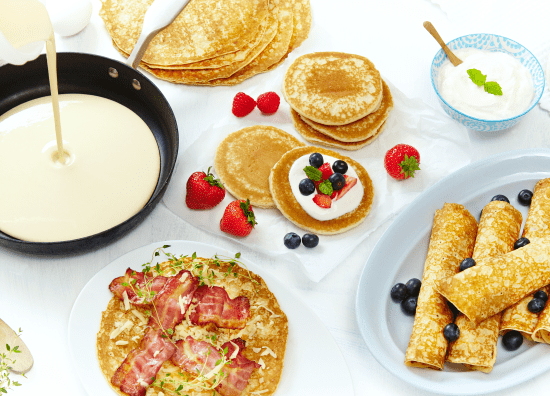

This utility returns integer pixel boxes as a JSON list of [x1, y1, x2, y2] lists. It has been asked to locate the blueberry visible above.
[[329, 173, 346, 191], [401, 296, 417, 316], [405, 278, 422, 297], [459, 258, 476, 272], [283, 233, 301, 249], [332, 160, 348, 175], [309, 153, 324, 168], [447, 301, 460, 318], [302, 233, 319, 248], [514, 237, 530, 250], [518, 189, 533, 206], [502, 330, 523, 351], [491, 194, 510, 204], [534, 290, 548, 302], [443, 323, 460, 342], [299, 178, 315, 196], [528, 297, 546, 313], [391, 283, 408, 302]]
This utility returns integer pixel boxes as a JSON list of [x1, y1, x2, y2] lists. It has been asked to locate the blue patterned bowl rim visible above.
[[430, 33, 545, 123]]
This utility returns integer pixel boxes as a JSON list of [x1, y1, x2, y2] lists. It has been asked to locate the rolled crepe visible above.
[[405, 203, 477, 370], [501, 179, 550, 339], [446, 201, 522, 373], [435, 236, 550, 326], [532, 293, 550, 343]]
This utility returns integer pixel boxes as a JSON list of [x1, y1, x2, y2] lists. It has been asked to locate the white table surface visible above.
[[2, 0, 550, 395]]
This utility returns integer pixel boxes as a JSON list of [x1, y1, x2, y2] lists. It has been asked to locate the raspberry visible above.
[[256, 92, 280, 114], [232, 92, 256, 117]]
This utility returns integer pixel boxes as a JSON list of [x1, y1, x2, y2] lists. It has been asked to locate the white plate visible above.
[[69, 240, 354, 396], [356, 148, 550, 395]]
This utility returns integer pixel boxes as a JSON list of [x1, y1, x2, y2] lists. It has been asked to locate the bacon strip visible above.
[[189, 285, 250, 329], [148, 270, 199, 332], [170, 336, 260, 396], [111, 329, 176, 396], [109, 268, 168, 307]]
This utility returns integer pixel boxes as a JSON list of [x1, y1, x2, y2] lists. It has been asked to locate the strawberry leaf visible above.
[[318, 180, 333, 195], [303, 166, 322, 181], [204, 166, 224, 189], [240, 199, 257, 226], [399, 154, 420, 178]]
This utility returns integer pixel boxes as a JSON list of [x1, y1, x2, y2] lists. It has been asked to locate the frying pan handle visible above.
[[126, 0, 192, 69]]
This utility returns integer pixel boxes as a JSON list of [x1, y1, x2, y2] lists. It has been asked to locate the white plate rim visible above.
[[355, 148, 550, 395], [68, 240, 354, 396]]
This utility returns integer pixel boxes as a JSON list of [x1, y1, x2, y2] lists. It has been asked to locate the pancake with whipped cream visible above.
[[215, 126, 305, 208], [269, 146, 374, 234], [282, 52, 383, 125]]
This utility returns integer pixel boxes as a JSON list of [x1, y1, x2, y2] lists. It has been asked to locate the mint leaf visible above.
[[303, 166, 322, 181], [318, 180, 333, 195], [467, 68, 486, 87], [484, 81, 503, 96]]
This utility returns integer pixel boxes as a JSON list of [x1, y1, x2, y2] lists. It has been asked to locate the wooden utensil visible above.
[[423, 21, 463, 66], [0, 318, 33, 374]]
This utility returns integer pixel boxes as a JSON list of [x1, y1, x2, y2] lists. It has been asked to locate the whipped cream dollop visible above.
[[437, 48, 534, 120], [289, 154, 364, 221]]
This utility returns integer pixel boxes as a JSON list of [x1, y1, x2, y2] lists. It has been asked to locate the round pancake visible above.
[[292, 109, 387, 150], [282, 52, 383, 125], [300, 80, 393, 142], [215, 126, 305, 208], [269, 146, 374, 234]]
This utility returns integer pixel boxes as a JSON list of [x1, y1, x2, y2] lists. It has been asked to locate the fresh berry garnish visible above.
[[309, 153, 324, 168], [459, 258, 476, 272], [384, 144, 420, 180], [401, 296, 417, 316], [491, 194, 509, 203], [283, 232, 301, 249], [231, 92, 256, 117], [318, 162, 333, 180], [332, 175, 357, 201], [256, 91, 280, 114], [329, 173, 346, 191], [502, 330, 523, 351], [447, 301, 460, 318], [528, 298, 546, 313], [518, 189, 533, 206], [299, 178, 315, 196], [332, 160, 348, 175], [185, 167, 225, 210], [219, 199, 257, 237], [514, 237, 530, 250], [302, 233, 319, 248], [443, 323, 460, 342], [405, 278, 421, 297], [534, 290, 549, 302], [312, 194, 331, 208], [391, 283, 408, 302]]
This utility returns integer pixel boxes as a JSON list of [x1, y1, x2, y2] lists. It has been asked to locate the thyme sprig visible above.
[[0, 328, 24, 393]]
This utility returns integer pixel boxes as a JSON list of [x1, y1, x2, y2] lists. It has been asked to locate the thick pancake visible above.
[[300, 80, 393, 142], [269, 146, 374, 235], [214, 126, 305, 209], [291, 109, 386, 150], [282, 52, 383, 125], [99, 0, 269, 66], [98, 256, 288, 396]]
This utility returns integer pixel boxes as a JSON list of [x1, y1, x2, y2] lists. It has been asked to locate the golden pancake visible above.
[[269, 146, 374, 234], [301, 80, 393, 142], [99, 0, 269, 66], [215, 126, 305, 209], [282, 52, 383, 125], [97, 255, 288, 396], [292, 109, 386, 150]]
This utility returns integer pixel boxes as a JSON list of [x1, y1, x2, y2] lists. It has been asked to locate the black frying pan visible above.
[[0, 53, 178, 255]]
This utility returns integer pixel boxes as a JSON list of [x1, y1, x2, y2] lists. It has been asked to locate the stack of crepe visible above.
[[99, 0, 311, 85]]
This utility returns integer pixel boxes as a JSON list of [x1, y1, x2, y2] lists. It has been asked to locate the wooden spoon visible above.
[[423, 21, 463, 66], [0, 318, 33, 374]]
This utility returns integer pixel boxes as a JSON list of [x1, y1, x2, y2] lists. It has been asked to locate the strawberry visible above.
[[312, 194, 332, 208], [232, 92, 256, 117], [318, 163, 333, 180], [185, 167, 225, 209], [220, 199, 257, 237], [256, 91, 280, 114], [332, 175, 357, 201], [384, 144, 421, 180]]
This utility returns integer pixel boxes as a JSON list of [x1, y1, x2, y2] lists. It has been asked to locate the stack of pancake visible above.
[[283, 52, 393, 150], [99, 0, 311, 86]]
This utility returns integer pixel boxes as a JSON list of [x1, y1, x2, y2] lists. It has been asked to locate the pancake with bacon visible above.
[[97, 250, 288, 396]]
